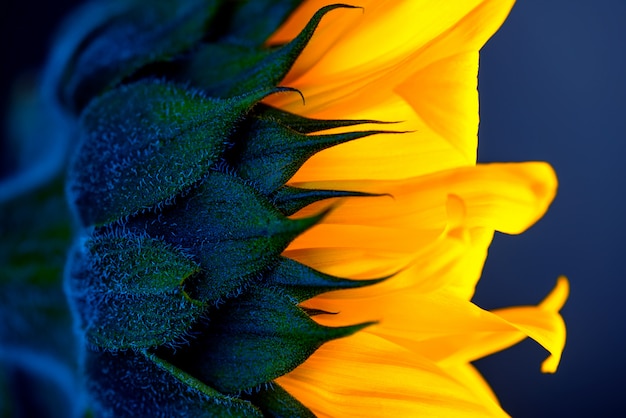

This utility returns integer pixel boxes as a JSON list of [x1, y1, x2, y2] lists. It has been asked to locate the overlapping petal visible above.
[[444, 363, 502, 411], [285, 162, 557, 278], [305, 278, 568, 370], [288, 233, 566, 416], [283, 156, 566, 414], [491, 277, 569, 373], [266, 0, 515, 181]]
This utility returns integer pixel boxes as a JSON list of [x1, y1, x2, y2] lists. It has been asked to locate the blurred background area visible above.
[[476, 0, 626, 416], [1, 0, 624, 417]]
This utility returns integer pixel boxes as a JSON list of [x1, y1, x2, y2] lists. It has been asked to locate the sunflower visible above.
[[265, 1, 568, 416], [2, 0, 567, 417]]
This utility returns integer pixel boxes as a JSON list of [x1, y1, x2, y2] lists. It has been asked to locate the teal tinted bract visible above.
[[67, 233, 203, 349], [85, 348, 263, 417], [172, 287, 372, 394], [123, 171, 329, 303], [68, 80, 274, 226], [51, 1, 390, 416], [184, 5, 358, 98]]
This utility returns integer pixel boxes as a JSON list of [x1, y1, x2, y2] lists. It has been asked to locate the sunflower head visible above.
[[59, 2, 395, 416], [1, 0, 567, 417]]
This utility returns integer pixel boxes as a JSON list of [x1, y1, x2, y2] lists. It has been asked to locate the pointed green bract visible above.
[[125, 171, 328, 303], [255, 103, 388, 134], [182, 43, 272, 98], [177, 286, 373, 393], [67, 234, 204, 349], [273, 185, 381, 216], [233, 118, 386, 195], [184, 4, 356, 98], [59, 0, 221, 111], [265, 257, 387, 302], [68, 80, 273, 226], [85, 348, 262, 417]]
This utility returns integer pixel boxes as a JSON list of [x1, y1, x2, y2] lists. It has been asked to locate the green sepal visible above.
[[184, 4, 356, 98], [242, 382, 315, 418], [125, 171, 328, 304], [255, 103, 390, 134], [68, 79, 273, 226], [175, 286, 373, 393], [66, 233, 204, 350], [273, 185, 383, 216], [265, 257, 386, 302], [232, 117, 386, 195], [58, 0, 221, 111], [84, 348, 262, 417], [84, 230, 200, 293], [301, 307, 336, 317]]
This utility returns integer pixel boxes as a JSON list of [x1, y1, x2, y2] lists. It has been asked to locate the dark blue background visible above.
[[476, 0, 626, 416], [2, 1, 624, 417]]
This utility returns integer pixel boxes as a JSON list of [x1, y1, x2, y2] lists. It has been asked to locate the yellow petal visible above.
[[444, 364, 503, 411], [426, 276, 569, 372], [307, 278, 568, 374], [285, 247, 415, 279], [308, 288, 509, 337], [291, 161, 557, 233], [285, 162, 557, 278], [266, 1, 566, 414], [278, 333, 509, 418], [270, 0, 514, 83], [289, 225, 491, 299], [266, 0, 515, 180], [289, 109, 475, 182], [492, 276, 569, 373]]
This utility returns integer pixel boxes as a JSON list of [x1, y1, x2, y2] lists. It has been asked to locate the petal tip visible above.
[[540, 276, 570, 312]]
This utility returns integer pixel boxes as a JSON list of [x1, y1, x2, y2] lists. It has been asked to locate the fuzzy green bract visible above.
[[170, 287, 373, 394], [69, 80, 278, 226], [7, 1, 397, 416], [67, 233, 204, 349], [122, 171, 330, 303], [85, 349, 263, 417]]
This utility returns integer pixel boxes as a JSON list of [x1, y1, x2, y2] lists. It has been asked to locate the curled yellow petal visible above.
[[492, 276, 569, 373], [266, 0, 516, 181], [305, 278, 568, 375]]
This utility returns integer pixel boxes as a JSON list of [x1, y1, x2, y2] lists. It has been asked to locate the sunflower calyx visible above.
[[61, 2, 386, 416], [68, 80, 282, 226]]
